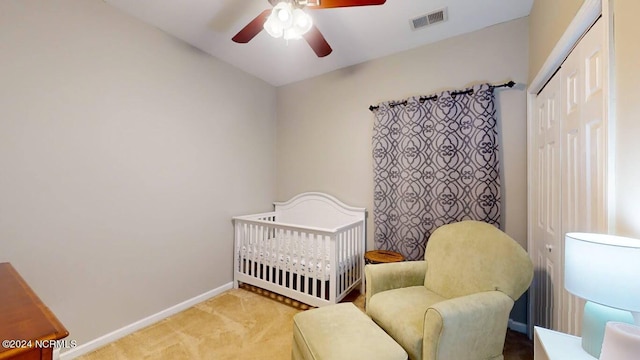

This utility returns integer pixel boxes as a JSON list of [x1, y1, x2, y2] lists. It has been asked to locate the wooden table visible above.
[[364, 250, 405, 264], [0, 262, 69, 360]]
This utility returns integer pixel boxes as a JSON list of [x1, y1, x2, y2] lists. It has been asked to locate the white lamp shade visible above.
[[564, 233, 640, 312], [600, 322, 640, 360]]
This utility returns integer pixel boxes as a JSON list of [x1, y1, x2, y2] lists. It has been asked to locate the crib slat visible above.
[[288, 229, 295, 294], [259, 224, 264, 278], [276, 227, 283, 286], [319, 234, 323, 299], [344, 229, 349, 295], [266, 224, 272, 283], [305, 232, 313, 299], [338, 236, 342, 297], [339, 231, 344, 296], [244, 222, 250, 277], [322, 234, 327, 300]]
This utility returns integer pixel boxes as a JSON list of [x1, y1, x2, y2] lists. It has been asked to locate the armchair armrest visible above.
[[365, 260, 427, 309], [422, 291, 514, 360]]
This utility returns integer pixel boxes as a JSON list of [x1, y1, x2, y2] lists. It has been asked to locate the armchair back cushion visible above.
[[423, 220, 532, 301]]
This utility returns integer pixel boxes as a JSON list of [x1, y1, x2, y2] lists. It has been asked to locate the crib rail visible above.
[[234, 212, 347, 235], [233, 214, 364, 308]]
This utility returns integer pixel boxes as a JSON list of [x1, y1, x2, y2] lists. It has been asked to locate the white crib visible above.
[[232, 192, 366, 308]]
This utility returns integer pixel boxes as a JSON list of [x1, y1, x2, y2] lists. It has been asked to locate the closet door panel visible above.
[[559, 18, 606, 335], [532, 74, 562, 330], [581, 19, 606, 232], [560, 27, 584, 335]]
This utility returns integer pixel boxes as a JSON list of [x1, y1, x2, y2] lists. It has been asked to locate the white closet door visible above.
[[560, 18, 606, 335], [532, 73, 562, 330], [531, 18, 606, 335]]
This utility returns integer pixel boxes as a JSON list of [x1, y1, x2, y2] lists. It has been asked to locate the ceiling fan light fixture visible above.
[[292, 8, 313, 34], [272, 2, 294, 28], [263, 2, 312, 40], [275, 7, 291, 23], [263, 16, 284, 38]]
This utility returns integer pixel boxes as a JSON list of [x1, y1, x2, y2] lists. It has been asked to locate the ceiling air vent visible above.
[[410, 7, 448, 31]]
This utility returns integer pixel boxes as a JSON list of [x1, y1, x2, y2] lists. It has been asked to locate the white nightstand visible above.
[[534, 326, 597, 360]]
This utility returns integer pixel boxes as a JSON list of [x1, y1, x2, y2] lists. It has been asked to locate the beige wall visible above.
[[0, 0, 276, 347], [276, 17, 530, 252], [611, 1, 640, 237], [528, 0, 640, 238], [528, 0, 583, 82], [276, 16, 530, 323]]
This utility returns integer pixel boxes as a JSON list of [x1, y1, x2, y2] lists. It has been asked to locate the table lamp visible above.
[[600, 322, 640, 360], [564, 232, 640, 358]]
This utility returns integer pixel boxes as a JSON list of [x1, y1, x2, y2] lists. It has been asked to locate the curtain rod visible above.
[[368, 81, 516, 112]]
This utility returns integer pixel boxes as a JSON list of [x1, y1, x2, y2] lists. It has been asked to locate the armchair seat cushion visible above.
[[368, 286, 446, 360]]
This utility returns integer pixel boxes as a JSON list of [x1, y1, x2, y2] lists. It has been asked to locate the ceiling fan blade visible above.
[[309, 0, 386, 9], [232, 9, 271, 43], [303, 25, 332, 57]]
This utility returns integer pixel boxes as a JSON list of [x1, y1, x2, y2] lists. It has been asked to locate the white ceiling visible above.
[[104, 0, 533, 86]]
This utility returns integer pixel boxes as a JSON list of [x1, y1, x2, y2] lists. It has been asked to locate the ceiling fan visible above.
[[232, 0, 387, 58]]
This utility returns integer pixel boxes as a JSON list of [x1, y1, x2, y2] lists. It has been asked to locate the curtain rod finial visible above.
[[507, 81, 515, 87]]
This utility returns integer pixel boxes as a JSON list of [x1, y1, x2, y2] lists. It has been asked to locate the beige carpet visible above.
[[78, 286, 531, 359], [78, 288, 300, 359]]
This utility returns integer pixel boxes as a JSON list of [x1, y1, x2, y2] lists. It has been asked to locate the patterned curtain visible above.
[[372, 84, 501, 261]]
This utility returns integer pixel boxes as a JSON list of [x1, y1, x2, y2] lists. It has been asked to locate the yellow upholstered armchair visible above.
[[365, 220, 533, 360]]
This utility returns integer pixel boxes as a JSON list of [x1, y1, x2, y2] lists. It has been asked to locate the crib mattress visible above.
[[239, 233, 356, 281]]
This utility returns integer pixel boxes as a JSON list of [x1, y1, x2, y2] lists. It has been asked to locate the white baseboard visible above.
[[60, 282, 233, 360], [508, 319, 528, 334]]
